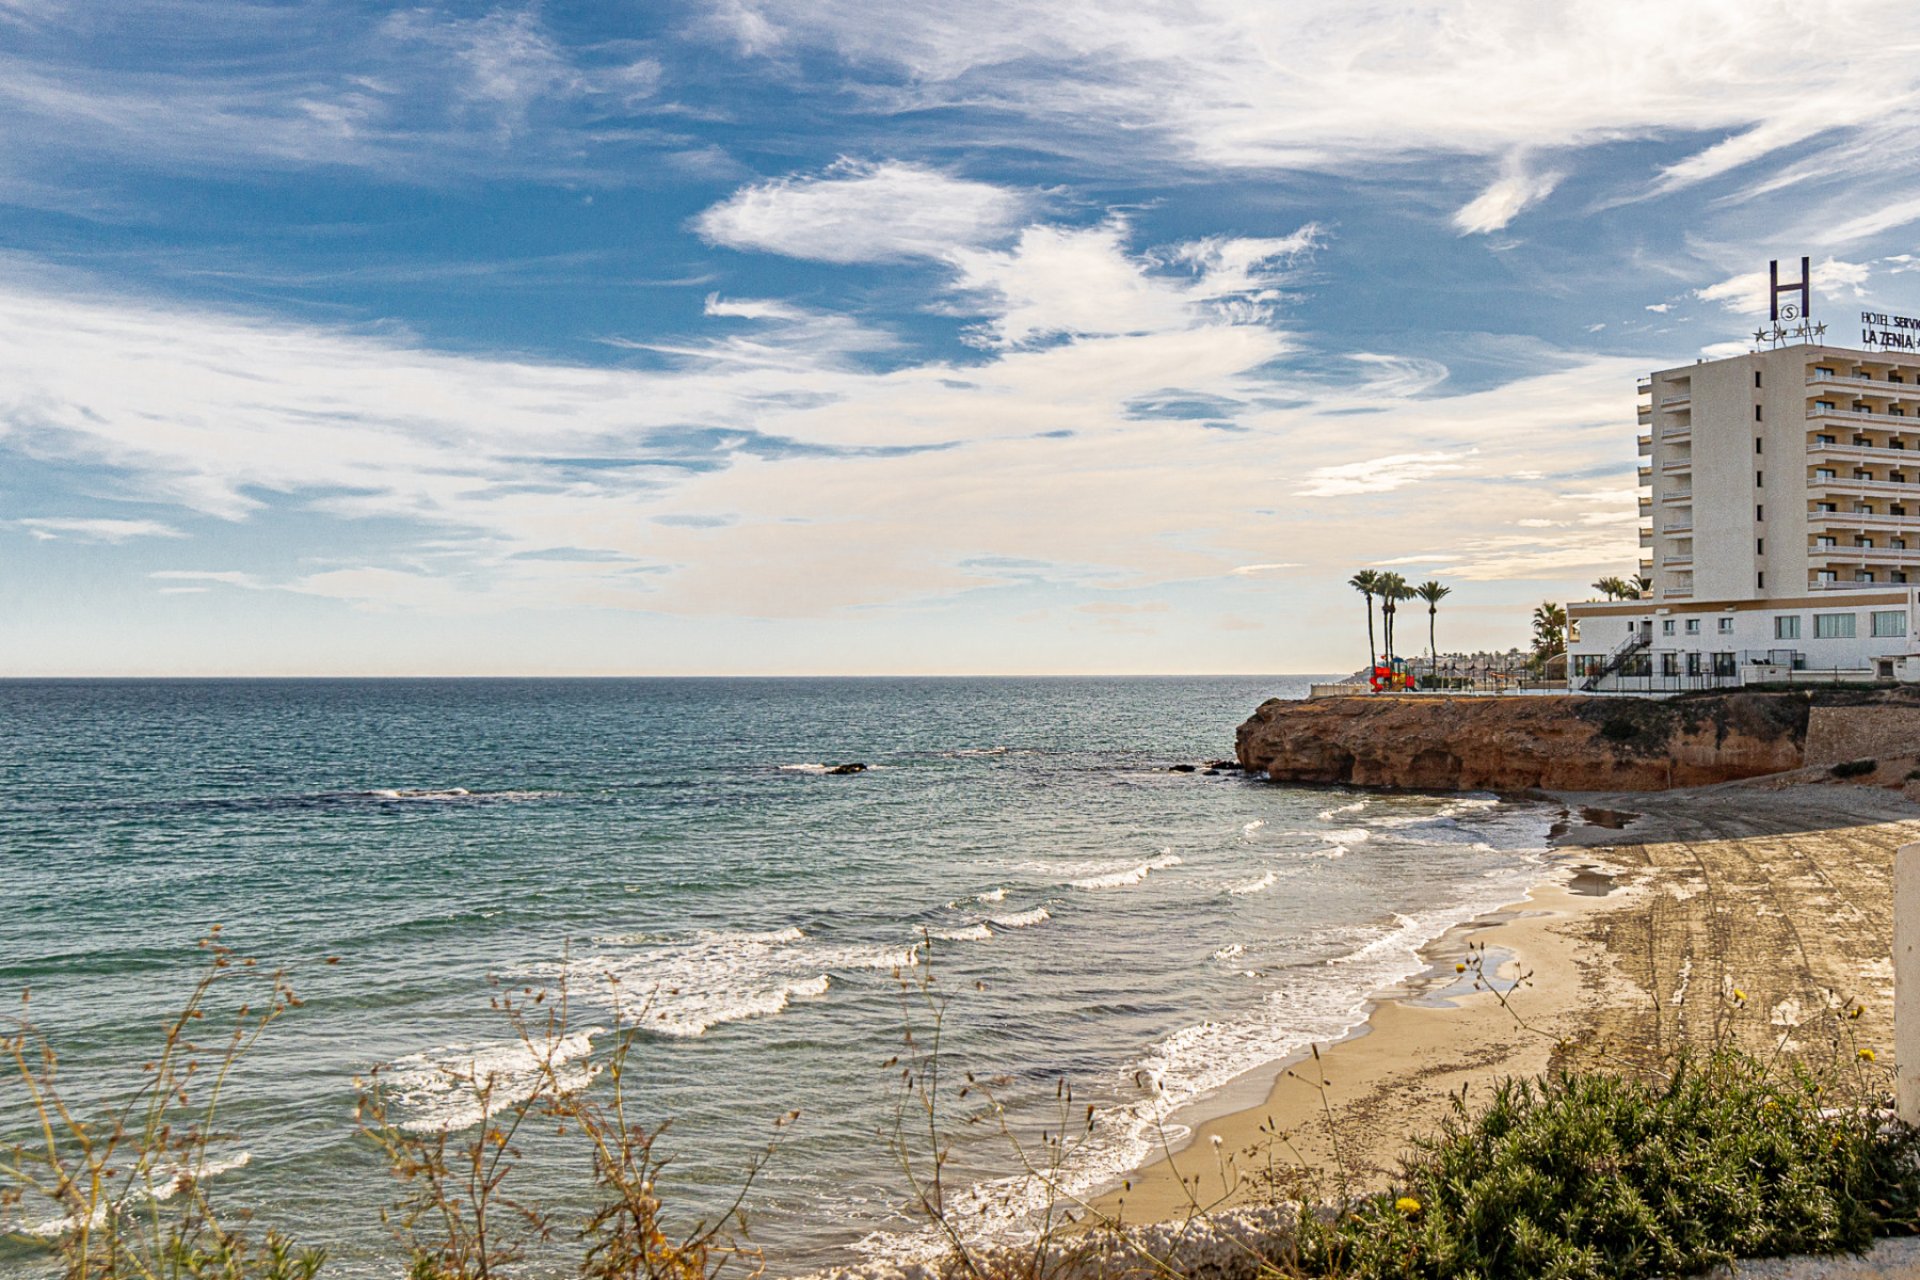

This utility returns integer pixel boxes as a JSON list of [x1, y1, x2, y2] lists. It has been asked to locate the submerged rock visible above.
[[825, 762, 868, 775]]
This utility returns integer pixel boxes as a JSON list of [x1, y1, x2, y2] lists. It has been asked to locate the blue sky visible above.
[[5, 1, 1920, 674]]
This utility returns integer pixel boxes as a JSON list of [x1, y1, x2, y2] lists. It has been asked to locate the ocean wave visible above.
[[1316, 827, 1370, 845], [778, 763, 832, 774], [988, 906, 1050, 929], [1241, 819, 1266, 837], [1316, 799, 1368, 821], [931, 923, 994, 942], [1068, 852, 1183, 891], [20, 1152, 254, 1239], [977, 887, 1008, 903], [1226, 870, 1277, 896], [1212, 943, 1246, 962], [563, 927, 913, 1039], [952, 746, 1010, 757], [383, 1030, 602, 1132]]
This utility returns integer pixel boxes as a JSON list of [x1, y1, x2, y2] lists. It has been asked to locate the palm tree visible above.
[[1415, 580, 1451, 666], [1531, 601, 1569, 663], [1376, 572, 1411, 664], [1348, 570, 1381, 668], [1632, 573, 1653, 599], [1592, 575, 1630, 602]]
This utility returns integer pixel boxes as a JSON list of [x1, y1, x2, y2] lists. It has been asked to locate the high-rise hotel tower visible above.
[[1569, 274, 1920, 689]]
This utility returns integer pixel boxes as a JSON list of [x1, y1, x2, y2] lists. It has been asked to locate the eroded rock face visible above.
[[1235, 693, 1814, 791]]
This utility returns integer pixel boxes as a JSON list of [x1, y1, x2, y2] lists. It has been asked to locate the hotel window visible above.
[[1859, 537, 1875, 549], [1817, 400, 1837, 412], [1859, 570, 1877, 582], [1818, 502, 1837, 512], [1755, 371, 1763, 388], [1755, 438, 1764, 454], [1775, 615, 1801, 640], [1713, 652, 1737, 676], [1758, 571, 1765, 589], [1898, 572, 1911, 584], [1872, 611, 1908, 638], [1818, 434, 1836, 445], [1686, 652, 1702, 676], [1816, 469, 1836, 480], [1661, 652, 1679, 676], [1816, 367, 1835, 379], [1661, 619, 1675, 636], [1756, 471, 1764, 487], [1685, 618, 1700, 635], [1756, 504, 1765, 520], [1857, 436, 1874, 446], [1817, 536, 1837, 548], [1756, 538, 1765, 555], [1817, 570, 1838, 584], [1815, 613, 1857, 639], [1895, 540, 1908, 550], [1754, 405, 1764, 421], [1717, 617, 1734, 634]]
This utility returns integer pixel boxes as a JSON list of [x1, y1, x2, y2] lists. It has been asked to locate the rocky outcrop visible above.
[[1236, 692, 1821, 791]]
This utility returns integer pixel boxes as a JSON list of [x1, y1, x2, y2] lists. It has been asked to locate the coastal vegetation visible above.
[[1348, 571, 1451, 670], [7, 931, 1920, 1280]]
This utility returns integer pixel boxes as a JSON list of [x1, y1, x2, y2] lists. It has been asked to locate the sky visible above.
[[5, 2, 1920, 675]]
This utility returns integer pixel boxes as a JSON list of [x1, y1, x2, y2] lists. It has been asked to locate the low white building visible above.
[[1570, 588, 1919, 691]]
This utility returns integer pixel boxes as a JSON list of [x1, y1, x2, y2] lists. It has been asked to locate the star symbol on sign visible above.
[[1753, 328, 1767, 343]]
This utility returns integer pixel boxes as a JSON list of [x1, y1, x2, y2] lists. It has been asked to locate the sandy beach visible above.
[[1095, 777, 1920, 1227]]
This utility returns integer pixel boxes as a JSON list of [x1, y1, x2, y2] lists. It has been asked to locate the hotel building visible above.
[[1569, 332, 1920, 690]]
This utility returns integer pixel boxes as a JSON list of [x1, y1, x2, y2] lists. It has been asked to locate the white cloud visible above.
[[1295, 451, 1473, 498], [1693, 257, 1870, 311], [18, 516, 181, 542], [693, 160, 1029, 263], [714, 0, 1920, 198], [1227, 562, 1300, 576], [149, 569, 264, 588], [1453, 153, 1562, 235], [946, 217, 1314, 348]]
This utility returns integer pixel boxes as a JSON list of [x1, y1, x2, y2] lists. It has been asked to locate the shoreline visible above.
[[1090, 778, 1920, 1227]]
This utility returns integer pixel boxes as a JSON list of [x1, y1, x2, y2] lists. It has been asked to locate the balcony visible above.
[[1663, 518, 1693, 533], [1807, 371, 1920, 394], [1807, 440, 1918, 466], [1639, 526, 1653, 547], [1809, 510, 1920, 534], [1661, 555, 1694, 568], [1661, 393, 1692, 410], [1809, 476, 1920, 501], [1661, 458, 1693, 474], [1638, 495, 1654, 514], [1637, 465, 1653, 485], [1638, 434, 1653, 456], [1808, 405, 1920, 430], [1808, 578, 1911, 593], [1662, 422, 1693, 442], [1638, 404, 1653, 425], [1661, 488, 1693, 504], [1809, 546, 1920, 567]]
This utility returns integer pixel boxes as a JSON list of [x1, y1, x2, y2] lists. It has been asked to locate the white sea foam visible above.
[[1317, 827, 1370, 845], [932, 923, 994, 942], [354, 787, 557, 803], [988, 906, 1050, 928], [778, 763, 830, 773], [21, 1153, 254, 1238], [563, 926, 913, 1039], [953, 746, 1010, 756], [1316, 799, 1368, 821], [1226, 870, 1277, 896], [1212, 943, 1246, 962], [1241, 819, 1266, 837], [977, 887, 1008, 903], [1068, 852, 1183, 891], [383, 1030, 602, 1132]]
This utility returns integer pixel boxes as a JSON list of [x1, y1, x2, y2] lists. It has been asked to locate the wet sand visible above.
[[1093, 780, 1920, 1227]]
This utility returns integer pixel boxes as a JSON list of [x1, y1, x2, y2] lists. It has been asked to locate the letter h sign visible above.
[[1770, 257, 1810, 322]]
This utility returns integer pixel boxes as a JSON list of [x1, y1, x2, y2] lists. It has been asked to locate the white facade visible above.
[[1572, 341, 1920, 690]]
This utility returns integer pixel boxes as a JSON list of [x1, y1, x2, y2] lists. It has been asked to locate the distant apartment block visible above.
[[1569, 339, 1920, 690]]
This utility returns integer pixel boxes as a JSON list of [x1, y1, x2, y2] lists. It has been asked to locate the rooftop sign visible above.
[[1862, 311, 1920, 351]]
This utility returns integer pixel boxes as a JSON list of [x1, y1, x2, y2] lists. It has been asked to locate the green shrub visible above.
[[1300, 1049, 1919, 1280], [1831, 759, 1878, 779]]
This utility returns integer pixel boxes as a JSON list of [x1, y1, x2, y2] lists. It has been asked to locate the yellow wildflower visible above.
[[1859, 1048, 1877, 1062], [1395, 1196, 1422, 1215], [1454, 963, 1466, 974], [1732, 988, 1747, 1003]]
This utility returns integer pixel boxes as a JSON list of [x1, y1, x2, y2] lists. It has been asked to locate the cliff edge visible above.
[[1235, 691, 1832, 791]]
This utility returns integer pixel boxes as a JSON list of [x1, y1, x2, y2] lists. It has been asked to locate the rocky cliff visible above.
[[1235, 692, 1818, 791]]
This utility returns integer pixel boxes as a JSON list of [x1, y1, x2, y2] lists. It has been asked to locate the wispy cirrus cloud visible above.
[[18, 516, 181, 542], [693, 159, 1030, 263]]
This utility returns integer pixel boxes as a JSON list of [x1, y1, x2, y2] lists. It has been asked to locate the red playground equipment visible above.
[[1368, 655, 1417, 692]]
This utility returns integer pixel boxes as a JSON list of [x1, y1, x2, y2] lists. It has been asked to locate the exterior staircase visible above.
[[1582, 630, 1650, 692]]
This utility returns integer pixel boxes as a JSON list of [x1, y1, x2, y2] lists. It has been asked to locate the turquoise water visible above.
[[0, 678, 1553, 1274]]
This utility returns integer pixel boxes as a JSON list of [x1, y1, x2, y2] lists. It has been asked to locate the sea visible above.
[[0, 677, 1558, 1275]]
